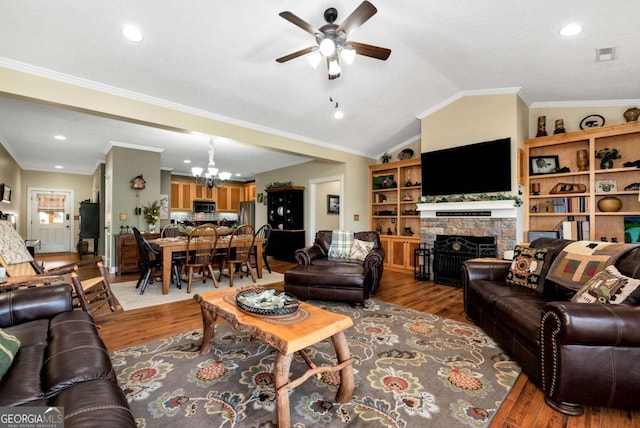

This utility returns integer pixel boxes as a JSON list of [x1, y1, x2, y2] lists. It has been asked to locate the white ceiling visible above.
[[0, 1, 639, 178]]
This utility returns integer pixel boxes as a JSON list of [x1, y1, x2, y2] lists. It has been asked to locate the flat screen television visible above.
[[421, 137, 511, 196]]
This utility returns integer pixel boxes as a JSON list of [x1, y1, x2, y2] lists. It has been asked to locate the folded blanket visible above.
[[547, 240, 638, 291]]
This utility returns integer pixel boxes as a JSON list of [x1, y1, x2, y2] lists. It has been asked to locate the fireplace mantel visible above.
[[417, 200, 519, 219]]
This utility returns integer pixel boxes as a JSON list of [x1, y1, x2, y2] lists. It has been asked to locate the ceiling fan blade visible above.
[[279, 11, 321, 36], [276, 47, 317, 63], [349, 41, 391, 60], [337, 1, 377, 37]]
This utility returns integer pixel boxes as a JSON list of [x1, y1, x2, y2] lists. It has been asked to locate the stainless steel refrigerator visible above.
[[238, 201, 255, 228]]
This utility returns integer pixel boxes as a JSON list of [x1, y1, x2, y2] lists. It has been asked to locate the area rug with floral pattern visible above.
[[111, 299, 521, 427]]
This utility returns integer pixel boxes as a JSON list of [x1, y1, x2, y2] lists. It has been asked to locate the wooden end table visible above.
[[193, 289, 355, 428]]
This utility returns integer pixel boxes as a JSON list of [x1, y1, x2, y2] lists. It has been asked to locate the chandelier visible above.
[[191, 139, 232, 188]]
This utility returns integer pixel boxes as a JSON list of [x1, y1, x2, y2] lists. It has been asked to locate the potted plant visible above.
[[595, 148, 621, 169], [143, 201, 160, 232]]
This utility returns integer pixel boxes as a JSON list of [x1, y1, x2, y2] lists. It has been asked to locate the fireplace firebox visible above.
[[433, 235, 497, 287]]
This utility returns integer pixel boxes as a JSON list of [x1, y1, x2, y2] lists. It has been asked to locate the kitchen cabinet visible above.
[[170, 180, 195, 211], [217, 184, 242, 211], [194, 185, 215, 201], [242, 183, 256, 202]]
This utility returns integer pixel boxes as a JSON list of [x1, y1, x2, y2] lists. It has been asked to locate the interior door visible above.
[[29, 189, 74, 252]]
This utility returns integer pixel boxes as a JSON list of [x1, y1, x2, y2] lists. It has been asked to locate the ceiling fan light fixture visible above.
[[307, 51, 323, 68], [340, 43, 356, 65], [319, 38, 336, 56], [328, 58, 341, 76]]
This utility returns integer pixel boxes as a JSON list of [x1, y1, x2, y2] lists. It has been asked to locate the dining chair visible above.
[[183, 223, 219, 293], [218, 224, 256, 287], [133, 227, 182, 294], [161, 223, 186, 286], [250, 224, 272, 274]]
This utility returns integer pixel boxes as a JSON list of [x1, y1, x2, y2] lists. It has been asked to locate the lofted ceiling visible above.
[[0, 1, 639, 178]]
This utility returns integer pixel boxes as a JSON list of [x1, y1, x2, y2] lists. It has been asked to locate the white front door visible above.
[[28, 189, 74, 253]]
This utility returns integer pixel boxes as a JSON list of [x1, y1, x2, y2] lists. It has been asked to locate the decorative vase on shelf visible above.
[[600, 158, 614, 169], [148, 223, 157, 233], [623, 107, 640, 122], [576, 150, 589, 171], [597, 196, 622, 212]]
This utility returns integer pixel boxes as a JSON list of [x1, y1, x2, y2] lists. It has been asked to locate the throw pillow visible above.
[[0, 328, 20, 380], [328, 230, 354, 259], [505, 245, 549, 292], [571, 265, 640, 304], [349, 239, 375, 261]]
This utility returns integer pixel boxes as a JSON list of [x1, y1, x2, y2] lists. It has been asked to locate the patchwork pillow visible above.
[[349, 239, 375, 261], [328, 230, 354, 259], [0, 328, 21, 380], [546, 240, 638, 291], [571, 265, 640, 304], [505, 245, 549, 292]]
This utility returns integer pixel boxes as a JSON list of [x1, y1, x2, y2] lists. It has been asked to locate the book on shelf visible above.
[[554, 196, 588, 213], [561, 219, 590, 240]]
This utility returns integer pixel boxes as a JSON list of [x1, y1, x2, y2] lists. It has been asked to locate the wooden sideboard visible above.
[[116, 233, 160, 275]]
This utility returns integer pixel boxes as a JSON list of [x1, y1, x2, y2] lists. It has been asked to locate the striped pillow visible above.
[[328, 230, 354, 259], [0, 328, 20, 380]]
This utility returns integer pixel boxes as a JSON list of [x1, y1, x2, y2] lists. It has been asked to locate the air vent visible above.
[[596, 47, 616, 62]]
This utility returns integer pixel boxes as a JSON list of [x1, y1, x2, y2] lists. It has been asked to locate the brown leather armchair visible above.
[[293, 230, 385, 296]]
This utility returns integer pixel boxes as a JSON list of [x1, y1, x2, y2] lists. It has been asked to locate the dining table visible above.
[[148, 236, 264, 294]]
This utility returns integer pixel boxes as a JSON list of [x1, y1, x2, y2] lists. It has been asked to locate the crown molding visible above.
[[530, 99, 640, 108]]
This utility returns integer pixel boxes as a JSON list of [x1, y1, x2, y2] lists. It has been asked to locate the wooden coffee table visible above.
[[193, 288, 355, 428]]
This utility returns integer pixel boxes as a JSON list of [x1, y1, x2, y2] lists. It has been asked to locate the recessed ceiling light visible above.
[[559, 23, 582, 37], [184, 160, 191, 164], [122, 25, 143, 42], [334, 110, 344, 119], [54, 165, 63, 169], [54, 135, 66, 140], [235, 173, 241, 177]]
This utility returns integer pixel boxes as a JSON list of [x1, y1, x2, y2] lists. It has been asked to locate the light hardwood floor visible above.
[[37, 253, 638, 428]]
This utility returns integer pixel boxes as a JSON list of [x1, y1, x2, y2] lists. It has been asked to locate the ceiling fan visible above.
[[276, 1, 391, 79]]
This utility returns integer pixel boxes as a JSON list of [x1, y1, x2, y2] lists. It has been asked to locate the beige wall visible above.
[[315, 181, 340, 230], [21, 170, 93, 239], [256, 156, 372, 245], [421, 93, 522, 195], [0, 139, 22, 231]]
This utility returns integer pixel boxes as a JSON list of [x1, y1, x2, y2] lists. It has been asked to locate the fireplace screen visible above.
[[433, 235, 497, 287]]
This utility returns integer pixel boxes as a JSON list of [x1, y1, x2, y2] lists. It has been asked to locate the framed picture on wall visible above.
[[530, 155, 559, 175], [327, 194, 340, 214], [1, 184, 11, 203]]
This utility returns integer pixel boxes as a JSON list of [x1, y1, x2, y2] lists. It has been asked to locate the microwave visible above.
[[193, 200, 216, 213]]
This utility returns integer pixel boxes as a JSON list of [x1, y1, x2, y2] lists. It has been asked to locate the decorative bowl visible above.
[[236, 288, 299, 316], [597, 196, 622, 212]]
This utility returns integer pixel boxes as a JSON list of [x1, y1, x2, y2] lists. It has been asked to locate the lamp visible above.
[[191, 139, 232, 188], [119, 213, 128, 234]]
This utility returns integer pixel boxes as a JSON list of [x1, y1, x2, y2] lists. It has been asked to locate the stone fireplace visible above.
[[417, 200, 520, 258]]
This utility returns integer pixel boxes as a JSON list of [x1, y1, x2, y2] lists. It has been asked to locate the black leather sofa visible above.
[[0, 284, 135, 427], [285, 231, 385, 305], [462, 237, 640, 416]]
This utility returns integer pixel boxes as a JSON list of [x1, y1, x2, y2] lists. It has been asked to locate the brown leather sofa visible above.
[[285, 231, 385, 305], [462, 237, 640, 416], [0, 284, 135, 427]]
